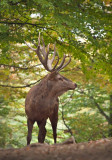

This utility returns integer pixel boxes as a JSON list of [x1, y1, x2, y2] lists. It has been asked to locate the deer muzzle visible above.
[[69, 82, 77, 90]]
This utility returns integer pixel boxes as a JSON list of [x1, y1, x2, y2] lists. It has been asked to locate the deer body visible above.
[[25, 34, 77, 145], [25, 74, 59, 122]]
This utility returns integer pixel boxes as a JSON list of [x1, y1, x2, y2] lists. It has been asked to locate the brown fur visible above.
[[25, 71, 77, 145]]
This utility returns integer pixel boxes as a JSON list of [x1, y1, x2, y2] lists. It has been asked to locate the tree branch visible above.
[[0, 64, 41, 70], [0, 21, 45, 27], [0, 79, 41, 88], [61, 103, 73, 136], [77, 88, 111, 123], [90, 96, 110, 122], [0, 21, 61, 37], [60, 92, 75, 137]]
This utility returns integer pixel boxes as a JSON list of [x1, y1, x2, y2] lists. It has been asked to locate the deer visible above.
[[25, 34, 77, 145]]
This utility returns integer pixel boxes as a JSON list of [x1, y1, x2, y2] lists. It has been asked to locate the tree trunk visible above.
[[108, 94, 112, 137]]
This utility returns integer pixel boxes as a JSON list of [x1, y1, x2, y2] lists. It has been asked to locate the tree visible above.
[[0, 0, 112, 147], [0, 0, 112, 86]]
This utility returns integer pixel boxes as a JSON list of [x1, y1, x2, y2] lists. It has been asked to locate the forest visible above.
[[0, 0, 112, 149]]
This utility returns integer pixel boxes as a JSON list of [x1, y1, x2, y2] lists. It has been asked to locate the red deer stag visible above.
[[25, 34, 77, 145]]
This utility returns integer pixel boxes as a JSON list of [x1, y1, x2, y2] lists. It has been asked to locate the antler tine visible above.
[[32, 41, 38, 47], [42, 37, 45, 49], [38, 32, 40, 46], [35, 46, 44, 64], [41, 36, 46, 57], [24, 41, 37, 51], [52, 52, 60, 71], [47, 43, 57, 71], [38, 32, 45, 56], [50, 43, 56, 64], [44, 43, 49, 67], [36, 33, 50, 71], [25, 33, 71, 72], [47, 43, 50, 57], [57, 55, 71, 72], [46, 43, 60, 71], [55, 54, 66, 71], [36, 47, 50, 71]]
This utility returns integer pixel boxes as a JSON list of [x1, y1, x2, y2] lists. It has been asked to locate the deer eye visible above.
[[58, 78, 63, 81]]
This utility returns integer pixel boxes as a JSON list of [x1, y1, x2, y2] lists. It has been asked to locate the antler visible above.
[[25, 33, 71, 72]]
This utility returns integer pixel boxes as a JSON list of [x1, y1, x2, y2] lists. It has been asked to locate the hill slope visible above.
[[0, 138, 112, 160]]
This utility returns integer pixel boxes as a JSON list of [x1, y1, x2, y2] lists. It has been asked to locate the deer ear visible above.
[[49, 71, 58, 80]]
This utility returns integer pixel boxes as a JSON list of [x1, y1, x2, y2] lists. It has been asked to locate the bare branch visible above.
[[90, 96, 110, 122], [61, 103, 73, 136], [0, 79, 41, 88], [0, 21, 45, 28], [0, 64, 41, 70], [60, 92, 75, 137], [77, 88, 110, 122]]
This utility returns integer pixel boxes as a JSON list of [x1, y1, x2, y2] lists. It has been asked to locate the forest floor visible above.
[[0, 137, 112, 160]]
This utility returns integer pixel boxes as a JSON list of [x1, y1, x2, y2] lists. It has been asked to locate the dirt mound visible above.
[[0, 138, 112, 160]]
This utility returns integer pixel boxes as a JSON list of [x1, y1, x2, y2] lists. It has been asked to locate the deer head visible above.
[[25, 33, 77, 97]]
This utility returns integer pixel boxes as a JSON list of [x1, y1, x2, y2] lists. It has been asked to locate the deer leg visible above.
[[51, 120, 58, 144], [37, 120, 47, 143], [27, 119, 34, 145], [49, 105, 58, 143]]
